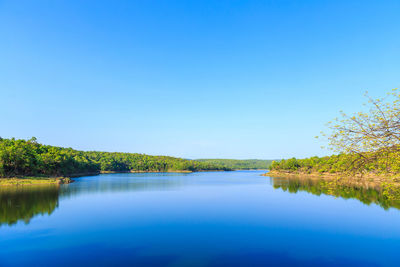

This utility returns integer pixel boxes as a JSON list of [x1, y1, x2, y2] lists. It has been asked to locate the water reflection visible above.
[[60, 173, 184, 196], [0, 173, 184, 226], [271, 176, 400, 210], [3, 172, 400, 227], [0, 185, 59, 226]]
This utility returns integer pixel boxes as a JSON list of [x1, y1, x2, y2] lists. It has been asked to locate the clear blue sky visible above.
[[1, 0, 399, 159]]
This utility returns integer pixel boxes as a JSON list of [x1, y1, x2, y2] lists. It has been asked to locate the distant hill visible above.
[[196, 159, 273, 170]]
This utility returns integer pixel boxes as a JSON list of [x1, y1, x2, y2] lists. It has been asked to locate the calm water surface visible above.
[[1, 171, 399, 266]]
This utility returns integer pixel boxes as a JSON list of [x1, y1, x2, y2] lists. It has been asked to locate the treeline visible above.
[[270, 153, 400, 175], [197, 159, 273, 170], [0, 137, 229, 178]]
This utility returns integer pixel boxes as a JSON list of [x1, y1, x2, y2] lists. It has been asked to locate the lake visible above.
[[1, 170, 399, 266]]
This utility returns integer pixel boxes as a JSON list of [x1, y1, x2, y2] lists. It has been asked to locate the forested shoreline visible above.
[[196, 159, 273, 170], [267, 154, 400, 187], [269, 153, 400, 176], [0, 137, 230, 179]]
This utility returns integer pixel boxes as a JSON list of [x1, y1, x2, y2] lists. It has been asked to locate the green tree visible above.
[[325, 89, 400, 174]]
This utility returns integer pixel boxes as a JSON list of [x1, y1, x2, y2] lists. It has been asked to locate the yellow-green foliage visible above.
[[317, 89, 400, 174]]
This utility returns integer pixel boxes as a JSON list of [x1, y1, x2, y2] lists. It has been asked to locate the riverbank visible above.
[[263, 170, 400, 187], [0, 169, 222, 186], [0, 177, 73, 186]]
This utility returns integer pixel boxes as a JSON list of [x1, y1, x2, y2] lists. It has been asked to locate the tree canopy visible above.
[[325, 89, 400, 173], [0, 137, 229, 178]]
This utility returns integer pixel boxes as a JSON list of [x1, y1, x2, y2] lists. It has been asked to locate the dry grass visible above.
[[0, 177, 72, 186]]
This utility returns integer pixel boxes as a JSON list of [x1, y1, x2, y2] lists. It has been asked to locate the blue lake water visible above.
[[1, 170, 400, 266]]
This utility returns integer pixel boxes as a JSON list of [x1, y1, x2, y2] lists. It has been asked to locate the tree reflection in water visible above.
[[271, 176, 400, 210], [0, 173, 182, 227], [3, 173, 400, 227], [0, 185, 60, 226]]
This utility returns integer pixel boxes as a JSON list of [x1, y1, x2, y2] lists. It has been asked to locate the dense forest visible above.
[[197, 159, 273, 170], [0, 137, 229, 178]]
